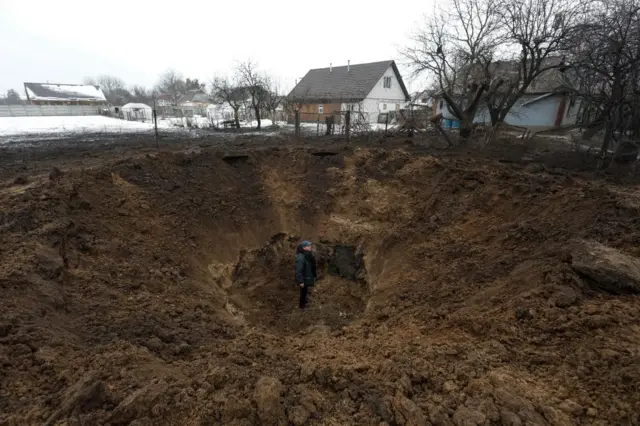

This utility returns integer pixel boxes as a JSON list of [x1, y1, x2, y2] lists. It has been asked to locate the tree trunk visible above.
[[254, 106, 261, 130], [459, 112, 474, 140], [582, 109, 606, 140], [601, 73, 623, 161], [233, 108, 240, 129], [601, 117, 614, 163], [487, 103, 500, 127], [459, 120, 473, 139]]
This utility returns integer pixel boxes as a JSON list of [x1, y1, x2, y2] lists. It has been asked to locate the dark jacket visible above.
[[295, 245, 317, 286]]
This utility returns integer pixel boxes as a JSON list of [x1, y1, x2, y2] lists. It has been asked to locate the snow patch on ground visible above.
[[206, 118, 277, 128], [0, 115, 289, 144], [0, 116, 156, 137]]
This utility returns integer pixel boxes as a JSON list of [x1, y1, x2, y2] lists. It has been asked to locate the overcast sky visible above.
[[0, 0, 435, 96]]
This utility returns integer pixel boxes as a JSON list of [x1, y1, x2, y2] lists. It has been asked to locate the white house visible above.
[[176, 91, 214, 117], [207, 104, 235, 122], [432, 59, 581, 130], [287, 60, 410, 124], [433, 92, 581, 130], [121, 103, 153, 121], [411, 90, 436, 109]]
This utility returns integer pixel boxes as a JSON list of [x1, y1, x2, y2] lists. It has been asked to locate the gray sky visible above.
[[0, 0, 433, 96]]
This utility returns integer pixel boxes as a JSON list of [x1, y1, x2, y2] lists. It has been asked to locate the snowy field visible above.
[[0, 116, 158, 138], [0, 116, 284, 143]]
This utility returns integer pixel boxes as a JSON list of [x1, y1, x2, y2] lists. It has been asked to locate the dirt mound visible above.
[[1, 145, 640, 425]]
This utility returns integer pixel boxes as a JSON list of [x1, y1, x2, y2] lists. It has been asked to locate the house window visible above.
[[383, 77, 392, 88], [422, 98, 428, 103], [439, 100, 443, 109], [395, 103, 400, 111], [383, 104, 387, 110], [318, 104, 324, 114]]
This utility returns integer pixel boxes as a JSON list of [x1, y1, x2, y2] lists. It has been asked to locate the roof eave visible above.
[[286, 94, 365, 104], [390, 61, 411, 101]]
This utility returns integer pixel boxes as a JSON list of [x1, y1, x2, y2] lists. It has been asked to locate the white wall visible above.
[[0, 104, 100, 117], [361, 65, 409, 123], [561, 98, 581, 127], [500, 96, 560, 127], [435, 94, 582, 129]]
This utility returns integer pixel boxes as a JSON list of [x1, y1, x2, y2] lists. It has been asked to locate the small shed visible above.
[[121, 103, 153, 121]]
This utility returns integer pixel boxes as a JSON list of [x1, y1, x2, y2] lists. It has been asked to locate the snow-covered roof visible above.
[[24, 83, 107, 102], [122, 103, 152, 109], [178, 91, 212, 103], [180, 101, 211, 108]]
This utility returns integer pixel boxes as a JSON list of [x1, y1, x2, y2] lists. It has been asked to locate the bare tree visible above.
[[185, 78, 206, 92], [5, 89, 22, 105], [98, 76, 126, 95], [130, 85, 154, 104], [156, 69, 186, 104], [483, 0, 581, 127], [211, 76, 246, 129], [565, 0, 640, 160], [402, 0, 504, 138], [262, 77, 285, 124], [84, 75, 131, 104], [237, 61, 267, 130]]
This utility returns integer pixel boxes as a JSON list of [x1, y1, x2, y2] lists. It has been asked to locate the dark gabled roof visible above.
[[178, 91, 212, 103], [438, 57, 571, 97], [287, 60, 410, 103], [413, 89, 436, 99], [486, 58, 570, 94], [24, 82, 107, 102]]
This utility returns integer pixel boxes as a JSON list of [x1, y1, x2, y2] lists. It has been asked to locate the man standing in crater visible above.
[[295, 240, 317, 310]]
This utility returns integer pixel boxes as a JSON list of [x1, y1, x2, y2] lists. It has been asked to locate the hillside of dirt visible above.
[[1, 142, 639, 426]]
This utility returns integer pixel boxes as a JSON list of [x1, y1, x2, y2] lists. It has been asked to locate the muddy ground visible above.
[[1, 134, 639, 426]]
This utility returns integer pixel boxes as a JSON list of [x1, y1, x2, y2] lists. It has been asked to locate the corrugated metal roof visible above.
[[287, 60, 410, 103], [24, 83, 107, 102]]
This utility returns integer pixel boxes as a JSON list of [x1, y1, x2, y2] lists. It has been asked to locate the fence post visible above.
[[295, 110, 300, 138], [345, 111, 351, 142], [153, 99, 159, 148]]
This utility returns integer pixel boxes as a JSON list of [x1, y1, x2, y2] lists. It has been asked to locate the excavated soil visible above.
[[1, 142, 640, 426]]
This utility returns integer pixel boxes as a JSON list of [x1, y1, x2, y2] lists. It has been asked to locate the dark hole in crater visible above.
[[222, 154, 249, 166], [327, 245, 365, 282], [311, 151, 339, 157], [225, 234, 368, 333]]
